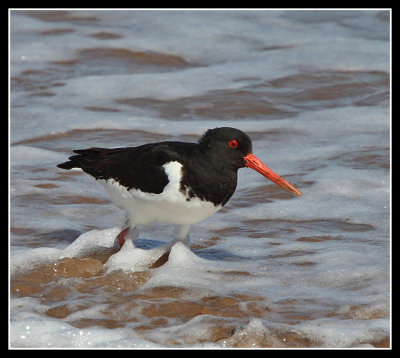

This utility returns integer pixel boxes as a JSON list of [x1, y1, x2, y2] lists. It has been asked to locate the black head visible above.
[[198, 127, 253, 170], [198, 127, 302, 196]]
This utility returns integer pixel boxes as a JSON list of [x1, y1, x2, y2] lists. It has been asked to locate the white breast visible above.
[[98, 161, 222, 226]]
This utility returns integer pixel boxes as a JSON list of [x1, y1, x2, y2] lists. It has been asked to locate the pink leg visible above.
[[117, 228, 129, 248]]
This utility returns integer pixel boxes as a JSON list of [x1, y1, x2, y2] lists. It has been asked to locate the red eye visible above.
[[228, 139, 239, 148]]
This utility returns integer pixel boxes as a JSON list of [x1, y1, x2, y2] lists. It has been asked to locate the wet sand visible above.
[[10, 10, 390, 348]]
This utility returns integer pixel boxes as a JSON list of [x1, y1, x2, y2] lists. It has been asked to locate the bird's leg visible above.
[[117, 227, 130, 248], [173, 224, 191, 246], [149, 224, 191, 268], [116, 226, 139, 248], [116, 213, 133, 248], [116, 215, 138, 248]]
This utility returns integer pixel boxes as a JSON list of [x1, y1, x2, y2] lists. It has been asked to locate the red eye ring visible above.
[[228, 139, 239, 148]]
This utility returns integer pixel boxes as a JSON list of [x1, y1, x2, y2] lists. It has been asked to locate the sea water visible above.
[[9, 9, 390, 348]]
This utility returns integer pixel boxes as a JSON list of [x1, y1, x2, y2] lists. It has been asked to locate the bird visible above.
[[57, 127, 301, 249]]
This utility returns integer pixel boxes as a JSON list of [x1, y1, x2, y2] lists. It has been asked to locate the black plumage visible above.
[[57, 127, 301, 248], [57, 127, 253, 206]]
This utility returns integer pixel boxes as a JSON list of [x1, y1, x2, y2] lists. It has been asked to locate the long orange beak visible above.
[[244, 153, 302, 196]]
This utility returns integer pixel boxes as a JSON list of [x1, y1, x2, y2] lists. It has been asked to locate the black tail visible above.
[[57, 160, 78, 170], [56, 148, 103, 170], [57, 147, 125, 173], [57, 155, 82, 170]]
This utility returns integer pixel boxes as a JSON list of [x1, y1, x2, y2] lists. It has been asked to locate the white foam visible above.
[[141, 242, 251, 295], [220, 318, 280, 348], [10, 314, 160, 348], [10, 9, 390, 348], [105, 236, 170, 272], [296, 318, 389, 348], [10, 228, 119, 274]]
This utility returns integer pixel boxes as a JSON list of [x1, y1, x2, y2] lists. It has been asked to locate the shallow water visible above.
[[9, 9, 390, 348]]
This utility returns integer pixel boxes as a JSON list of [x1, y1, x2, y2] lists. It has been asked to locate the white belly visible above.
[[98, 161, 222, 226]]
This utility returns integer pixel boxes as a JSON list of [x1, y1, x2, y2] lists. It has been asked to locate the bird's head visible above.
[[199, 127, 301, 196]]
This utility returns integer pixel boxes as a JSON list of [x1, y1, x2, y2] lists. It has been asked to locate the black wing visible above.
[[57, 142, 187, 194]]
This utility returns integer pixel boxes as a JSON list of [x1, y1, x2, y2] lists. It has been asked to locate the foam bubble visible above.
[[11, 228, 119, 274], [10, 314, 160, 348], [105, 236, 171, 272], [10, 9, 390, 348]]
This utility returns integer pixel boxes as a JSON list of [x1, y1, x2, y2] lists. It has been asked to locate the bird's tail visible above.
[[57, 157, 80, 170], [57, 149, 99, 170], [57, 147, 117, 172]]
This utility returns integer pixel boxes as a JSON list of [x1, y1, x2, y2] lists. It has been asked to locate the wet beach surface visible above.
[[10, 10, 390, 348]]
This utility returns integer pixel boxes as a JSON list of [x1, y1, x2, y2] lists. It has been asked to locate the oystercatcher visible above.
[[57, 127, 301, 248]]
